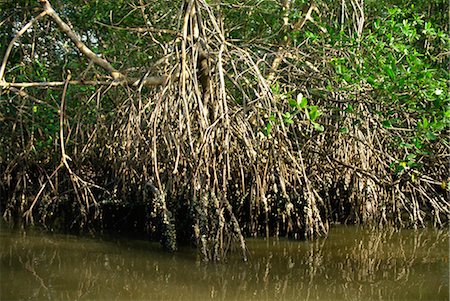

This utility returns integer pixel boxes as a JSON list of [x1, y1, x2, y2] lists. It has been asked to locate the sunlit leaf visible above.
[[313, 122, 324, 132]]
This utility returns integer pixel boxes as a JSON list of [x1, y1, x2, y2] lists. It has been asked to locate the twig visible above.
[[37, 0, 166, 87], [23, 164, 63, 224], [38, 0, 123, 79], [0, 76, 166, 89], [0, 10, 48, 82], [95, 20, 180, 36]]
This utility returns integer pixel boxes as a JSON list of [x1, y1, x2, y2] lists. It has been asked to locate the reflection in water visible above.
[[1, 226, 448, 300]]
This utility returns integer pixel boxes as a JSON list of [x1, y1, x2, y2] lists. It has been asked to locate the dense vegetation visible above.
[[1, 0, 448, 261]]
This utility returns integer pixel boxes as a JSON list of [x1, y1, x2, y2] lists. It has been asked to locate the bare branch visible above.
[[0, 10, 48, 82], [0, 75, 166, 89], [94, 20, 180, 36], [38, 0, 124, 80]]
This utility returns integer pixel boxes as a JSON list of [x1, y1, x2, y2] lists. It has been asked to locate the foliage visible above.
[[329, 4, 449, 175]]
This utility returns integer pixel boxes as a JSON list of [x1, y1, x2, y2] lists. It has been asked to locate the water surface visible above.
[[1, 225, 448, 300]]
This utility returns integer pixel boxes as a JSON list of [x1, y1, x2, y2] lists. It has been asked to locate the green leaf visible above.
[[382, 120, 392, 128], [284, 118, 294, 125], [426, 131, 437, 141], [431, 121, 445, 131], [344, 104, 354, 113], [339, 127, 349, 134], [399, 142, 414, 149], [395, 163, 405, 173], [297, 93, 308, 109], [313, 122, 324, 132], [407, 160, 419, 168], [271, 83, 280, 94], [263, 123, 272, 136], [422, 117, 429, 128], [288, 99, 298, 108], [413, 137, 423, 149], [383, 65, 396, 80], [300, 97, 307, 109], [269, 114, 276, 122], [444, 110, 450, 118], [406, 153, 417, 161], [309, 106, 319, 122]]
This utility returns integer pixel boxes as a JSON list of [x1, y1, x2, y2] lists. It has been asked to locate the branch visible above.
[[38, 0, 124, 80], [2, 1, 167, 89], [292, 3, 327, 33], [94, 20, 180, 36], [0, 76, 166, 89], [0, 10, 48, 82]]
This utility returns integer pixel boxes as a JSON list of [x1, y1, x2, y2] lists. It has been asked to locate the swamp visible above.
[[0, 0, 449, 300], [1, 224, 448, 300]]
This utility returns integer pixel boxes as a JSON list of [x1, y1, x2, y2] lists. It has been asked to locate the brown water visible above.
[[0, 225, 448, 301]]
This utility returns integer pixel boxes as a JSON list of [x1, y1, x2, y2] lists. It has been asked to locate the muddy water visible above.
[[1, 225, 448, 301]]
